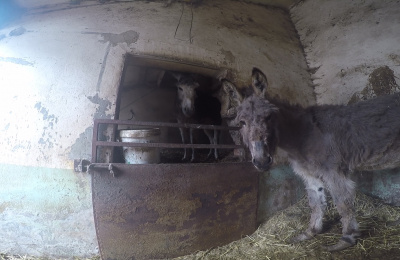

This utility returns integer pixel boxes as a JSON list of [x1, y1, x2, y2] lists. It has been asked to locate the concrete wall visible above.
[[291, 0, 400, 205], [0, 0, 311, 257], [291, 0, 400, 105]]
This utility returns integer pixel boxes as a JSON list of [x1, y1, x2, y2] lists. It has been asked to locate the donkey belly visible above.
[[355, 138, 400, 171], [356, 153, 400, 171]]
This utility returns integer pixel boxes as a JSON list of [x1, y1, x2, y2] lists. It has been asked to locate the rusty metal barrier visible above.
[[91, 118, 244, 163], [89, 119, 259, 260]]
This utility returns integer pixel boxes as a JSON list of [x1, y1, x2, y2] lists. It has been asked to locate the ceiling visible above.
[[0, 0, 300, 29], [13, 0, 300, 10]]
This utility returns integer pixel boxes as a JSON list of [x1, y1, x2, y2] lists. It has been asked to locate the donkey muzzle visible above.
[[183, 106, 195, 117], [251, 141, 273, 171], [252, 156, 273, 171]]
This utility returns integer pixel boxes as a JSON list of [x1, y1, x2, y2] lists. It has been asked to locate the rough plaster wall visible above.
[[291, 0, 400, 105], [131, 1, 315, 105], [0, 0, 312, 257], [0, 1, 314, 169], [257, 166, 305, 224]]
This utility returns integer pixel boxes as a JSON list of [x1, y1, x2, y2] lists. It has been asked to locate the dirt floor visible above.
[[3, 193, 400, 260]]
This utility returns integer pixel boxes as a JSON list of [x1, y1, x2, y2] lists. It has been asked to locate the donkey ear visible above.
[[171, 72, 182, 82], [219, 79, 243, 118], [222, 79, 243, 102], [251, 68, 268, 97]]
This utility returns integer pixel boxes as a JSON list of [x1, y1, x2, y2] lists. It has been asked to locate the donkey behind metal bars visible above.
[[174, 73, 222, 162], [234, 68, 400, 251]]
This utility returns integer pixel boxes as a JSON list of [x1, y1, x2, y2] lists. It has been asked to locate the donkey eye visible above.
[[240, 120, 246, 126], [178, 87, 183, 91], [265, 114, 272, 121]]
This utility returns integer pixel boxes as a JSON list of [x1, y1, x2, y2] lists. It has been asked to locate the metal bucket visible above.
[[119, 128, 161, 164]]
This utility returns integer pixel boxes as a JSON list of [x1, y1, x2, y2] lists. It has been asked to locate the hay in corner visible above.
[[173, 192, 400, 260]]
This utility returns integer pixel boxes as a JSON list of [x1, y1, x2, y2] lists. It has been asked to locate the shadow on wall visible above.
[[0, 1, 25, 29]]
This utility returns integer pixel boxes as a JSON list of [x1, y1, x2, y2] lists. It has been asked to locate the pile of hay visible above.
[[174, 193, 400, 260]]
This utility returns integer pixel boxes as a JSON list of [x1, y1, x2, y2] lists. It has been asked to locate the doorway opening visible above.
[[111, 54, 240, 164]]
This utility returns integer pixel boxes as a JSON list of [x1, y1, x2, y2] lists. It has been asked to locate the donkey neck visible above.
[[273, 100, 315, 155]]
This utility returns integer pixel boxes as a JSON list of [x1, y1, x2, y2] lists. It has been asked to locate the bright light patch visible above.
[[0, 1, 24, 29]]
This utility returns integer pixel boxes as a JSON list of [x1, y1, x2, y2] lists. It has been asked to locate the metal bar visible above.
[[92, 120, 100, 163], [94, 119, 241, 131], [91, 119, 244, 163], [94, 141, 243, 149]]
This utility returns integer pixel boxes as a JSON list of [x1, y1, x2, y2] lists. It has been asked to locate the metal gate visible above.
[[89, 119, 259, 260]]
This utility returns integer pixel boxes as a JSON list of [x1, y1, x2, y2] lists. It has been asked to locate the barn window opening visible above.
[[93, 55, 243, 164]]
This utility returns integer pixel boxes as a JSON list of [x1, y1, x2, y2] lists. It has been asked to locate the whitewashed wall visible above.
[[0, 1, 311, 257], [291, 0, 400, 105]]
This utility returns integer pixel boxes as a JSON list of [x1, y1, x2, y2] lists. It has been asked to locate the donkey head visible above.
[[217, 68, 267, 119], [174, 74, 199, 118], [234, 69, 279, 171]]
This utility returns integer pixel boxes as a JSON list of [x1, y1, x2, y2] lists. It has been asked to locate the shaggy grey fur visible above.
[[235, 68, 400, 251]]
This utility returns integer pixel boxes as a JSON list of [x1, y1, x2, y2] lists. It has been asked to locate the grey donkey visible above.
[[174, 73, 221, 161], [234, 68, 400, 251]]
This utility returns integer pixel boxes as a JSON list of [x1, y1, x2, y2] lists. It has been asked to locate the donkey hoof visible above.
[[323, 239, 354, 252], [289, 232, 314, 244]]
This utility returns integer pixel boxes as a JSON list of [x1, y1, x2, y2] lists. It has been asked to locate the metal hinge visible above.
[[74, 159, 91, 173], [74, 159, 117, 177]]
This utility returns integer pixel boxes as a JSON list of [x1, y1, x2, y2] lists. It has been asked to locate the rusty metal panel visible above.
[[92, 163, 259, 260]]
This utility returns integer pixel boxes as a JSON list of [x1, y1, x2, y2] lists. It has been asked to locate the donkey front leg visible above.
[[290, 175, 327, 243], [324, 174, 359, 251], [204, 129, 219, 160], [213, 129, 219, 159]]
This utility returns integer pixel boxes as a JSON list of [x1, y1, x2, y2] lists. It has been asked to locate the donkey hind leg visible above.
[[290, 176, 327, 243], [324, 175, 359, 251], [189, 128, 196, 162], [179, 127, 188, 161], [213, 129, 219, 159], [204, 129, 219, 160]]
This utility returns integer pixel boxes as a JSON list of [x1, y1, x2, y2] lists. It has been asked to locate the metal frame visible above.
[[92, 118, 244, 163]]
